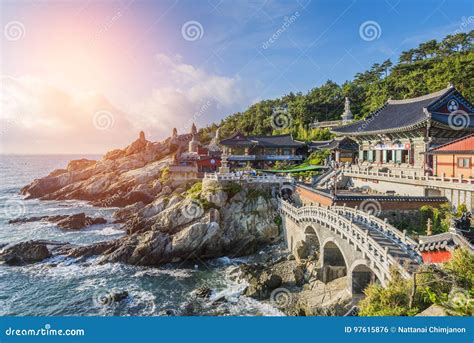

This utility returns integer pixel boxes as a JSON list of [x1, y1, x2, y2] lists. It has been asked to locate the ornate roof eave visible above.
[[333, 119, 429, 137]]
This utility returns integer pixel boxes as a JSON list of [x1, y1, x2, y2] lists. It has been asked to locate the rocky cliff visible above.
[[20, 131, 183, 207], [10, 132, 281, 267]]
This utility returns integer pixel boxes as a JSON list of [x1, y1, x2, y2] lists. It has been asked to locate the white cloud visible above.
[[0, 75, 136, 154], [128, 54, 256, 137], [0, 55, 257, 153]]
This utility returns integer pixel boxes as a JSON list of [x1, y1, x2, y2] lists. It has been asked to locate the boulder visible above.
[[112, 290, 129, 302], [109, 190, 153, 207], [293, 264, 306, 286], [245, 271, 282, 299], [55, 213, 87, 230], [0, 241, 52, 265], [55, 213, 107, 230], [194, 286, 212, 298], [67, 159, 96, 172], [150, 180, 162, 195], [21, 177, 61, 198], [294, 240, 310, 261]]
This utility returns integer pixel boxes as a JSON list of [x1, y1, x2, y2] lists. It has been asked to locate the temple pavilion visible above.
[[331, 84, 474, 173], [219, 132, 305, 169]]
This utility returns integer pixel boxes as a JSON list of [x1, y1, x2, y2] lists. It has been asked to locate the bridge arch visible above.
[[320, 238, 348, 283], [348, 259, 383, 294], [321, 238, 348, 268]]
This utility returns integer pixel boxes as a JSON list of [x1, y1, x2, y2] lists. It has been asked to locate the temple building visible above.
[[308, 137, 358, 164], [174, 124, 221, 174], [425, 133, 474, 178], [219, 132, 305, 169], [332, 84, 474, 173]]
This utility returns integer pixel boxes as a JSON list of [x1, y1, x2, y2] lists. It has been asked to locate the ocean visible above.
[[0, 155, 283, 316]]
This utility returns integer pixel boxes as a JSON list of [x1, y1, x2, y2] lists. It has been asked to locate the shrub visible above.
[[186, 181, 202, 199], [358, 269, 418, 316]]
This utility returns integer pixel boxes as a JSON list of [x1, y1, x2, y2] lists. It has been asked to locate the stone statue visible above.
[[341, 97, 353, 122]]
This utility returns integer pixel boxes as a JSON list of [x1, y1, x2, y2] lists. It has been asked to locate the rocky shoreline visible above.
[[3, 132, 280, 268]]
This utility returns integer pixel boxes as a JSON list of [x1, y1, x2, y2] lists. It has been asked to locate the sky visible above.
[[1, 0, 473, 154]]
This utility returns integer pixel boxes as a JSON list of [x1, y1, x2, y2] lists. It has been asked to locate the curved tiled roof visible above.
[[332, 86, 474, 136], [308, 137, 358, 151], [249, 134, 305, 147], [220, 132, 304, 147]]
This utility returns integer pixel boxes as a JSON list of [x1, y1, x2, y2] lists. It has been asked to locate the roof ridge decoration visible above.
[[387, 87, 453, 105]]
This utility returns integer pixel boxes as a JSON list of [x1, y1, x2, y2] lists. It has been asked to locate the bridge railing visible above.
[[332, 205, 419, 247], [342, 167, 474, 189], [204, 173, 293, 183], [279, 200, 416, 279]]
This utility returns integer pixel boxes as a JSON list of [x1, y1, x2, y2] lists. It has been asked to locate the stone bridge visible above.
[[279, 200, 421, 294]]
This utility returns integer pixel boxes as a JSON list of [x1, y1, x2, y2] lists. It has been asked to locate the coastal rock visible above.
[[244, 271, 282, 299], [66, 184, 280, 267], [294, 240, 310, 261], [111, 290, 129, 302], [8, 213, 107, 230], [67, 159, 96, 172], [20, 132, 172, 207], [150, 180, 162, 195], [113, 203, 145, 223], [0, 240, 52, 265], [109, 190, 153, 207], [194, 286, 212, 298], [56, 213, 88, 230]]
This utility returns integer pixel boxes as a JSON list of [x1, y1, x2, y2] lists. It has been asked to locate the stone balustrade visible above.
[[204, 172, 293, 183], [342, 167, 474, 190]]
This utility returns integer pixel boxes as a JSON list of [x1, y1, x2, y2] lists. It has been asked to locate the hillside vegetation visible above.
[[201, 31, 473, 143]]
